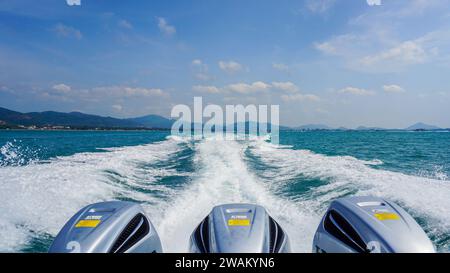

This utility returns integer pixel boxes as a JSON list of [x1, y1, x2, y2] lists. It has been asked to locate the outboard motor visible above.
[[190, 204, 290, 253], [313, 196, 435, 253], [49, 201, 162, 253]]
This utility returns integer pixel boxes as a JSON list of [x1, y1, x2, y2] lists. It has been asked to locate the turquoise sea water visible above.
[[0, 130, 449, 252]]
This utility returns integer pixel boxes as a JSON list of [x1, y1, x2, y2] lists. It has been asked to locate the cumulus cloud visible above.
[[91, 86, 166, 97], [226, 81, 270, 94], [157, 17, 176, 36], [383, 84, 405, 93], [314, 34, 364, 57], [53, 23, 82, 40], [314, 42, 337, 55], [218, 60, 243, 73], [52, 83, 71, 93], [272, 63, 290, 73], [314, 10, 450, 72], [339, 87, 375, 96], [274, 81, 320, 102], [281, 93, 321, 102], [193, 74, 209, 81], [357, 30, 450, 69], [192, 59, 203, 66], [192, 81, 271, 95], [66, 0, 81, 6], [0, 85, 13, 94], [118, 19, 133, 29], [191, 59, 212, 81], [192, 85, 221, 94], [192, 81, 314, 98], [360, 41, 428, 66], [112, 104, 123, 111], [306, 0, 336, 14], [271, 81, 299, 93], [366, 0, 381, 6]]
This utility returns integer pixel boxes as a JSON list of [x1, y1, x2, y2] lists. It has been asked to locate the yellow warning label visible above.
[[75, 219, 101, 228], [228, 219, 251, 226], [374, 212, 400, 221]]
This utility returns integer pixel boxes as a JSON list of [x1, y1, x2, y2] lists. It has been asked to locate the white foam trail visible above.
[[249, 139, 450, 250], [146, 136, 319, 252], [0, 140, 38, 166], [0, 138, 183, 252], [2, 133, 447, 252]]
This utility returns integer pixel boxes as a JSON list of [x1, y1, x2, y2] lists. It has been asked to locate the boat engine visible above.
[[49, 201, 162, 253], [189, 203, 291, 253], [313, 196, 435, 253]]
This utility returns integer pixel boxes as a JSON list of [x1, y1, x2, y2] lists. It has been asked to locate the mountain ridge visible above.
[[0, 107, 446, 131], [0, 107, 173, 129]]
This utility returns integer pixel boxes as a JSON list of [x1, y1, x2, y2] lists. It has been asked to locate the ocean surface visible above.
[[0, 130, 449, 252]]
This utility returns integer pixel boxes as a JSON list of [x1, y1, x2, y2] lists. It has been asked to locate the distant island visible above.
[[0, 107, 173, 130], [287, 122, 447, 132], [0, 106, 448, 132]]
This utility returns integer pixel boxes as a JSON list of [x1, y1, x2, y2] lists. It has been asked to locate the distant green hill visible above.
[[126, 115, 174, 129], [0, 107, 283, 131], [0, 107, 173, 129], [405, 122, 441, 130], [294, 124, 332, 130], [1, 107, 445, 131]]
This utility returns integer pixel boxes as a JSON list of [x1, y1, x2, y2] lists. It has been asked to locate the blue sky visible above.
[[0, 0, 449, 128]]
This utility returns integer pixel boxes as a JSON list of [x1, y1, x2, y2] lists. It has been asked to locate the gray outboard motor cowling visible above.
[[49, 201, 162, 253], [313, 196, 435, 253], [190, 204, 291, 253]]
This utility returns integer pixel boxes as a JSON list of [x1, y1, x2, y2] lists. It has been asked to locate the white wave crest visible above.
[[145, 138, 320, 252], [0, 138, 182, 252], [249, 139, 450, 251]]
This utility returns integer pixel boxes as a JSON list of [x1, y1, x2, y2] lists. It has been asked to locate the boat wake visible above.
[[0, 135, 449, 252]]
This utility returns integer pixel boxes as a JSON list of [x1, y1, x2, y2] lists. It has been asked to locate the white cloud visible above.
[[383, 84, 405, 93], [395, 0, 444, 17], [66, 0, 81, 6], [306, 0, 336, 14], [271, 81, 299, 93], [53, 23, 82, 40], [118, 19, 133, 29], [194, 73, 211, 81], [192, 85, 221, 94], [314, 29, 450, 72], [314, 34, 364, 56], [122, 87, 164, 97], [272, 63, 290, 72], [314, 42, 337, 55], [193, 81, 271, 94], [359, 30, 450, 69], [218, 60, 243, 73], [112, 104, 123, 111], [192, 81, 306, 96], [360, 41, 428, 66], [366, 0, 381, 6], [91, 86, 166, 98], [52, 83, 71, 93], [313, 2, 450, 73], [157, 17, 176, 36], [0, 85, 13, 94], [192, 59, 203, 66], [281, 93, 321, 102], [271, 82, 321, 103], [226, 81, 270, 94], [339, 87, 375, 96], [191, 59, 211, 81]]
